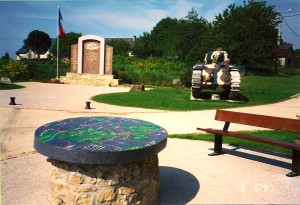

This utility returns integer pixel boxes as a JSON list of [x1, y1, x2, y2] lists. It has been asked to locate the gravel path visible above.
[[1, 82, 299, 204]]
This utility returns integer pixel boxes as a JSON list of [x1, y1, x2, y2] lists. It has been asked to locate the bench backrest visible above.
[[215, 109, 300, 133]]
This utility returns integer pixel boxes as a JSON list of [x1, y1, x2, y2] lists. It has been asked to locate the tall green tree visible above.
[[133, 32, 155, 58], [23, 30, 52, 59], [133, 1, 281, 72], [1, 52, 11, 61], [150, 17, 179, 58], [177, 9, 210, 63], [0, 52, 13, 72], [106, 39, 131, 56], [50, 32, 82, 59], [133, 9, 209, 63], [212, 0, 280, 70]]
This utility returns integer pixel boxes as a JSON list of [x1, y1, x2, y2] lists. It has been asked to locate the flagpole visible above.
[[56, 4, 59, 79]]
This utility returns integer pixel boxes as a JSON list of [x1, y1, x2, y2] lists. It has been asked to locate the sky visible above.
[[0, 0, 299, 59]]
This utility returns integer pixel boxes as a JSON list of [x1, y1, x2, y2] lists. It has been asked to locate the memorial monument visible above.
[[60, 35, 120, 86]]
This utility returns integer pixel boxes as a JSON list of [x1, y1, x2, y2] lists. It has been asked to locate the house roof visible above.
[[278, 44, 294, 58], [16, 47, 30, 55], [105, 37, 136, 46], [272, 44, 294, 58]]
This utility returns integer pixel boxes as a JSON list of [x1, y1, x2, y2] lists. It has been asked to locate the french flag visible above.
[[58, 8, 66, 39]]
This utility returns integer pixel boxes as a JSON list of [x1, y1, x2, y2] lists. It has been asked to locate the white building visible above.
[[16, 48, 51, 60], [16, 38, 55, 60]]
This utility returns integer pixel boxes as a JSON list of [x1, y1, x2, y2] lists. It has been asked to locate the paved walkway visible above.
[[1, 82, 300, 204]]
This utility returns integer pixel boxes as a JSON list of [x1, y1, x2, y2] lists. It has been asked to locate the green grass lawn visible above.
[[93, 75, 300, 111], [2, 76, 298, 156], [93, 75, 300, 156], [0, 83, 25, 90], [170, 130, 300, 156]]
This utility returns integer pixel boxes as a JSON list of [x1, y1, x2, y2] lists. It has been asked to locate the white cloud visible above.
[[145, 9, 169, 21], [57, 0, 238, 36], [69, 10, 155, 31], [66, 2, 170, 35]]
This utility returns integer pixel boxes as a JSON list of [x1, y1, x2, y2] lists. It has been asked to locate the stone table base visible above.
[[49, 155, 159, 205]]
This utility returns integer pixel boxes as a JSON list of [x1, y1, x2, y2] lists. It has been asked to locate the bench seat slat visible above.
[[215, 109, 300, 133], [197, 127, 300, 151]]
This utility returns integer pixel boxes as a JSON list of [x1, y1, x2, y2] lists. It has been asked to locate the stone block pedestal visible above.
[[49, 155, 159, 205], [60, 73, 120, 87]]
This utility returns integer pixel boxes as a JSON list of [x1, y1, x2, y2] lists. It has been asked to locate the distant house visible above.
[[274, 44, 296, 67], [105, 36, 137, 47], [16, 38, 56, 60], [16, 48, 50, 60]]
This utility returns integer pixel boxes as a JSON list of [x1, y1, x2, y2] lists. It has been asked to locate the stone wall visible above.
[[60, 73, 120, 87], [49, 155, 159, 205], [70, 44, 78, 73], [105, 46, 113, 75]]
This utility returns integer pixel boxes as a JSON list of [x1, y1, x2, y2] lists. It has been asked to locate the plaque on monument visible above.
[[82, 40, 100, 74]]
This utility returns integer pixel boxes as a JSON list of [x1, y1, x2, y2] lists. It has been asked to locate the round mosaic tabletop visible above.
[[34, 116, 168, 164]]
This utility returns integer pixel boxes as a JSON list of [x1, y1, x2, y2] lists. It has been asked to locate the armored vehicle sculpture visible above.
[[191, 48, 240, 100]]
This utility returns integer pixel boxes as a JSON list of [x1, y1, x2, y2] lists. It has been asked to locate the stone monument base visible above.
[[60, 73, 120, 87], [49, 155, 159, 205]]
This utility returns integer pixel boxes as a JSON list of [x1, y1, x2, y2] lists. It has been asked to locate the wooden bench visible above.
[[197, 109, 300, 177]]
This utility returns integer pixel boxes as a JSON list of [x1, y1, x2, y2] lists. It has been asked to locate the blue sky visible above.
[[0, 0, 299, 59]]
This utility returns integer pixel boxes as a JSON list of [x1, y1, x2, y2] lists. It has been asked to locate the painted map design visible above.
[[35, 116, 168, 152]]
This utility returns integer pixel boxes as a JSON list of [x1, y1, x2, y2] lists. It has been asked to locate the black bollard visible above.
[[85, 101, 91, 109], [9, 97, 17, 105]]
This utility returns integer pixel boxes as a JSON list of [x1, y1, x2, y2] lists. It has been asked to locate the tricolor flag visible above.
[[58, 8, 66, 39]]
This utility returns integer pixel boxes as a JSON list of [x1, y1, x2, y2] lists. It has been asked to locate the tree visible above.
[[0, 52, 12, 71], [133, 1, 281, 72], [50, 32, 82, 60], [23, 30, 52, 59], [106, 39, 131, 56], [133, 32, 155, 58], [133, 9, 209, 63], [211, 0, 280, 70], [177, 10, 209, 63], [150, 17, 180, 58], [1, 52, 11, 61]]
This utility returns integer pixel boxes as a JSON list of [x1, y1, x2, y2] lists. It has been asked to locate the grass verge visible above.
[[93, 75, 300, 111], [170, 130, 300, 156], [0, 83, 25, 90]]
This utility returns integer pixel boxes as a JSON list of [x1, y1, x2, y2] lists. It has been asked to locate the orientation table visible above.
[[34, 116, 168, 205]]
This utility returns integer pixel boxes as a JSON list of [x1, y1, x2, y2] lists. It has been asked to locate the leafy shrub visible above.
[[113, 55, 188, 72], [115, 70, 178, 86], [0, 57, 69, 81], [278, 67, 300, 76], [23, 60, 69, 80], [0, 60, 28, 81], [113, 55, 191, 86]]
